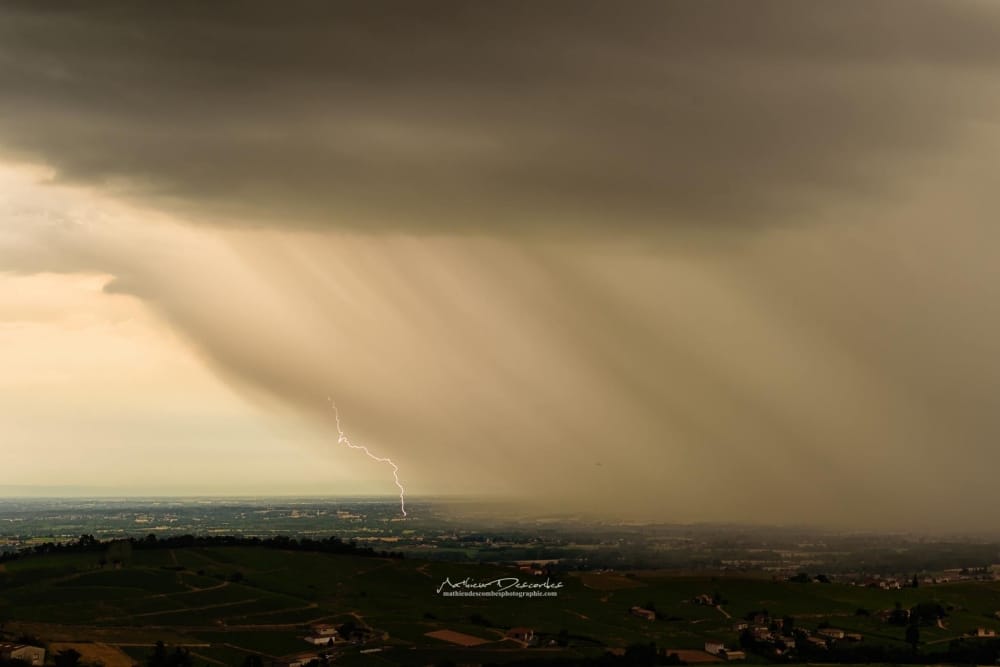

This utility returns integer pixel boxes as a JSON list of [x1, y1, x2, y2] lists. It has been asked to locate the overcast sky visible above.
[[2, 2, 999, 529]]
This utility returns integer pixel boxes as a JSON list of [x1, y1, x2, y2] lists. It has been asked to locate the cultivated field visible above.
[[2, 545, 1000, 665]]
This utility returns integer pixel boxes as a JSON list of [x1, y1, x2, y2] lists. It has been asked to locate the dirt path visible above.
[[228, 602, 319, 622], [141, 579, 230, 601], [926, 635, 963, 645], [715, 605, 731, 618], [175, 581, 229, 598], [94, 594, 255, 622], [222, 643, 277, 659]]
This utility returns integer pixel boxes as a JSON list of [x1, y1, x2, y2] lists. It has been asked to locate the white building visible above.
[[304, 636, 339, 646], [311, 624, 338, 637], [0, 644, 45, 666], [705, 641, 726, 656]]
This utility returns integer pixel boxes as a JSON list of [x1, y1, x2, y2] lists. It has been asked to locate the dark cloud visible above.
[[1, 1, 998, 234]]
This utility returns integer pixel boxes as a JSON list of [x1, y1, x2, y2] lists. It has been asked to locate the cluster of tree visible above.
[[790, 636, 1000, 664], [335, 620, 372, 643], [51, 649, 104, 667], [789, 572, 831, 583], [816, 542, 999, 573], [886, 600, 947, 626], [0, 533, 404, 564], [145, 642, 192, 667], [469, 641, 686, 666]]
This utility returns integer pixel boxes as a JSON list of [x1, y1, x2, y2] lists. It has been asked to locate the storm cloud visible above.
[[3, 3, 1000, 530], [1, 1, 999, 234]]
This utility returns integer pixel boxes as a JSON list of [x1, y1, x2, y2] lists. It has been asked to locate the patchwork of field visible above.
[[2, 546, 1000, 665], [424, 628, 492, 646]]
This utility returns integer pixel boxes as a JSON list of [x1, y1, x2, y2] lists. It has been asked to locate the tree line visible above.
[[0, 533, 404, 564]]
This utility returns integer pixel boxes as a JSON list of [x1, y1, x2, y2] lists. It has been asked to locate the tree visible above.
[[148, 641, 168, 667], [911, 601, 947, 625], [912, 574, 920, 588], [338, 620, 358, 640], [623, 642, 657, 663], [54, 649, 82, 667], [906, 622, 920, 651], [147, 642, 192, 667], [168, 648, 193, 667]]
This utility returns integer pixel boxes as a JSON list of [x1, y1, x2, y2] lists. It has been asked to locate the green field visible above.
[[3, 546, 1000, 665]]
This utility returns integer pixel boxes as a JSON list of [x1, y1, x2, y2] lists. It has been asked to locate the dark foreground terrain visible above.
[[2, 537, 1000, 666]]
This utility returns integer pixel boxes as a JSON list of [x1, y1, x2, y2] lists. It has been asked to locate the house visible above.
[[705, 641, 726, 656], [722, 649, 746, 661], [805, 636, 828, 648], [630, 606, 657, 621], [0, 644, 45, 666], [311, 623, 338, 636], [752, 626, 771, 640], [974, 627, 997, 637], [304, 635, 339, 646], [506, 627, 535, 643], [732, 621, 749, 631], [272, 653, 319, 667], [818, 628, 845, 639], [845, 633, 863, 642]]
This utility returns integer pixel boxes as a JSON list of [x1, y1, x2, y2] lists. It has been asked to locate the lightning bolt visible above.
[[327, 397, 407, 517]]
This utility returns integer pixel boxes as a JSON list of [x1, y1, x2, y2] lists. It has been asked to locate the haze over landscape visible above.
[[2, 1, 1000, 530]]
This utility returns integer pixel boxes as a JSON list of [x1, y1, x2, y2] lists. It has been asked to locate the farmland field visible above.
[[3, 545, 1000, 665]]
